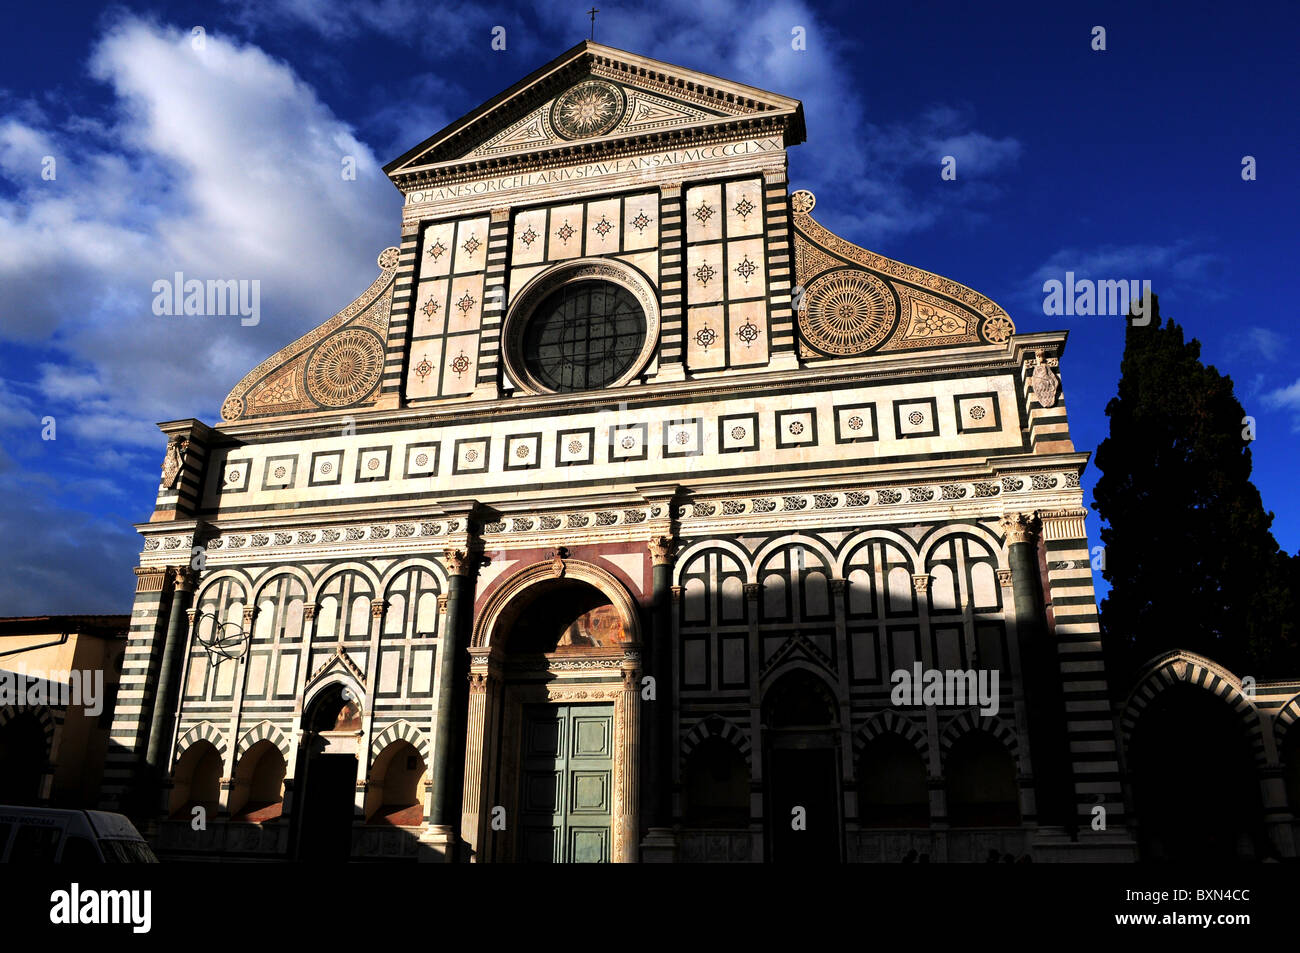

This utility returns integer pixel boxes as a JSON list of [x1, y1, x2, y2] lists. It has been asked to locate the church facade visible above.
[[102, 42, 1191, 862]]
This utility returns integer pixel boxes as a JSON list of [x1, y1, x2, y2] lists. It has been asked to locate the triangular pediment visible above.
[[305, 648, 367, 692], [384, 41, 804, 180]]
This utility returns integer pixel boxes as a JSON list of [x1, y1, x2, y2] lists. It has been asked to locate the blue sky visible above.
[[0, 0, 1296, 613]]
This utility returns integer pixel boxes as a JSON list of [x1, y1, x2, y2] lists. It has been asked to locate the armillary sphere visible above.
[[194, 612, 250, 666]]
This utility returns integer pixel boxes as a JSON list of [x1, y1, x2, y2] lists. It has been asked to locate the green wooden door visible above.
[[519, 703, 614, 863]]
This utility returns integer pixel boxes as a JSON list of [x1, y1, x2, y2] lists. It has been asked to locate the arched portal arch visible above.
[[1126, 673, 1267, 861], [761, 666, 843, 862], [1121, 651, 1267, 767], [291, 682, 362, 861], [0, 708, 52, 805], [462, 557, 642, 864], [472, 558, 643, 649]]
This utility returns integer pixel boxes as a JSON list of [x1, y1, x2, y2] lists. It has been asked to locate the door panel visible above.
[[299, 753, 357, 861], [518, 703, 613, 862], [768, 747, 841, 863]]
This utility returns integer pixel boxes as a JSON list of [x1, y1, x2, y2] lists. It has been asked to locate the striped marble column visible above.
[[654, 183, 686, 381], [1039, 507, 1124, 830], [101, 567, 172, 814], [473, 208, 512, 399], [763, 168, 799, 369], [379, 222, 421, 402]]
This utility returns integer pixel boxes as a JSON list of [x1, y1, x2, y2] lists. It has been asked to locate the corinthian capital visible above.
[[1000, 511, 1042, 546], [648, 535, 678, 566], [168, 565, 198, 593], [444, 547, 488, 577]]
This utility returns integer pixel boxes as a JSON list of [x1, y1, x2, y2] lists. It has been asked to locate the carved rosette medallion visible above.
[[550, 80, 626, 140], [305, 327, 385, 408], [799, 269, 897, 356], [790, 189, 816, 215]]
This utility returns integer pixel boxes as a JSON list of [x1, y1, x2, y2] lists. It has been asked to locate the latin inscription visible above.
[[406, 137, 783, 206]]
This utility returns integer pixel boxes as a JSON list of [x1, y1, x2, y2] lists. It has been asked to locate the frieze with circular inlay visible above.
[[305, 326, 385, 408], [799, 268, 897, 356]]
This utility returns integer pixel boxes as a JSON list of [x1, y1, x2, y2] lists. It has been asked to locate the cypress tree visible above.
[[1092, 294, 1299, 682]]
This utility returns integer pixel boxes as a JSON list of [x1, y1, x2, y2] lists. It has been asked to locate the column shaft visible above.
[[143, 567, 196, 777], [649, 558, 673, 826], [429, 571, 465, 825], [1005, 517, 1070, 828]]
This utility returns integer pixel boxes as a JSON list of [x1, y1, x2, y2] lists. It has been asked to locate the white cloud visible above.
[[1017, 241, 1225, 315], [0, 376, 38, 430], [0, 17, 398, 457], [223, 0, 1021, 246], [1264, 378, 1300, 432], [0, 10, 1026, 467], [570, 0, 1023, 244], [222, 0, 492, 49], [1228, 327, 1285, 365]]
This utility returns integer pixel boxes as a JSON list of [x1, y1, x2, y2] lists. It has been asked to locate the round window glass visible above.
[[521, 280, 647, 392]]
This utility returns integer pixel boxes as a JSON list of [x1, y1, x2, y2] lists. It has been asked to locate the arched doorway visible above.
[[231, 741, 286, 823], [0, 712, 49, 805], [365, 741, 426, 826], [169, 740, 222, 819], [945, 731, 1020, 827], [683, 736, 749, 829], [506, 578, 621, 863], [464, 560, 642, 864], [292, 684, 361, 861], [1130, 683, 1265, 861], [762, 669, 843, 862], [858, 734, 929, 827]]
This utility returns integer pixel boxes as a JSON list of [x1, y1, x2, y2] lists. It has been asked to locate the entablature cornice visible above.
[[208, 332, 1063, 447], [146, 458, 1091, 567], [392, 115, 798, 194]]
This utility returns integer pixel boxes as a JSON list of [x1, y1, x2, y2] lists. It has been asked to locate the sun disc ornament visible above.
[[790, 190, 816, 214], [305, 327, 385, 407], [377, 246, 400, 270], [799, 268, 897, 356], [982, 314, 1015, 344], [550, 80, 625, 140]]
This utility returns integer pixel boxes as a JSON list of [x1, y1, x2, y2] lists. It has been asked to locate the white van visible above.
[[0, 806, 158, 862]]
